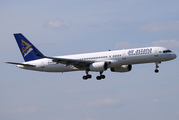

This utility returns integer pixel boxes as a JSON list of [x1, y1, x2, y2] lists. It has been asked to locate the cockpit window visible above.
[[163, 50, 172, 53]]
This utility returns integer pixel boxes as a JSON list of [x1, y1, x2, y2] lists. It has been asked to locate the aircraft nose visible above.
[[171, 53, 177, 59], [173, 53, 177, 59]]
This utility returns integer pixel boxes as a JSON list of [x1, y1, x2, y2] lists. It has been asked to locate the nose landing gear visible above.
[[155, 69, 159, 73], [154, 62, 160, 73]]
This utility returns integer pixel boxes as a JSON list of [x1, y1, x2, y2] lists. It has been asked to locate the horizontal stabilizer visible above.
[[6, 62, 36, 67]]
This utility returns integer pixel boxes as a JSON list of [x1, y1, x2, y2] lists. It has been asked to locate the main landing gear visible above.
[[96, 71, 105, 80], [154, 62, 160, 73], [82, 71, 105, 80], [83, 70, 92, 80]]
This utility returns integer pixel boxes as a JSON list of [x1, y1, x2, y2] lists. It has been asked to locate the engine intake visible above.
[[89, 62, 108, 72]]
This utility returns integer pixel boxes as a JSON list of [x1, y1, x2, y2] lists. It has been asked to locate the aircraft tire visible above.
[[87, 74, 92, 79], [96, 76, 101, 80], [83, 76, 88, 80], [155, 69, 159, 73], [101, 75, 105, 79]]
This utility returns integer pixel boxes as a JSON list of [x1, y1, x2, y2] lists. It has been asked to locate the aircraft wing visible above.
[[39, 55, 93, 69], [34, 46, 94, 69]]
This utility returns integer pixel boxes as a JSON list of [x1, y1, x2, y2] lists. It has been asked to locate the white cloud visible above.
[[115, 42, 140, 49], [49, 20, 62, 28], [0, 106, 49, 116], [176, 111, 179, 115], [48, 117, 66, 120], [64, 105, 74, 110], [89, 19, 123, 29], [105, 19, 122, 26], [87, 98, 121, 106], [44, 20, 71, 29], [140, 21, 179, 31], [151, 39, 179, 48], [79, 118, 93, 120], [85, 118, 93, 120], [151, 99, 159, 103], [1, 106, 37, 115], [65, 89, 80, 93], [115, 39, 179, 49]]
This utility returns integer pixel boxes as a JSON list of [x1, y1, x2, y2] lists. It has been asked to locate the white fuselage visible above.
[[17, 46, 177, 72]]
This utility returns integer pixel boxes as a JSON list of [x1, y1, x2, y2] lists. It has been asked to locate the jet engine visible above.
[[89, 62, 108, 72], [110, 65, 132, 73]]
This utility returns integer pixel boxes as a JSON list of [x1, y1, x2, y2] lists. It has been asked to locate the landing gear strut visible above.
[[96, 71, 105, 80], [83, 70, 92, 80], [154, 62, 160, 73]]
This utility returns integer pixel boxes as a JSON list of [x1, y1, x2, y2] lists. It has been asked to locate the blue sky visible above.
[[0, 0, 179, 120]]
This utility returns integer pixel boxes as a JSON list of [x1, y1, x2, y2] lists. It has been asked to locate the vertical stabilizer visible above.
[[14, 33, 44, 62]]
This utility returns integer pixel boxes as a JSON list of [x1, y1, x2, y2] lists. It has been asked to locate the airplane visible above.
[[6, 33, 177, 80]]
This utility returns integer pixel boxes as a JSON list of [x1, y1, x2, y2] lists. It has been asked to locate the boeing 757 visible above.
[[6, 33, 177, 80]]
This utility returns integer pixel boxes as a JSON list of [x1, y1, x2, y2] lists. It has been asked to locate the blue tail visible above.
[[14, 33, 44, 62]]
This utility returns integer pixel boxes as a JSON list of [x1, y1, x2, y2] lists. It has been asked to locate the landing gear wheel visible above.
[[83, 76, 88, 80], [96, 76, 101, 80], [101, 75, 105, 79], [155, 69, 159, 73], [87, 74, 92, 79], [82, 70, 92, 80], [96, 71, 105, 80]]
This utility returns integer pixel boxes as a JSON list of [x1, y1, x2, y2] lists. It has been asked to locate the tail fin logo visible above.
[[21, 40, 31, 53]]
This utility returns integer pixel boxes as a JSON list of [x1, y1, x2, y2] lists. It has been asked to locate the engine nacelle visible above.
[[110, 65, 132, 73], [89, 62, 108, 72]]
